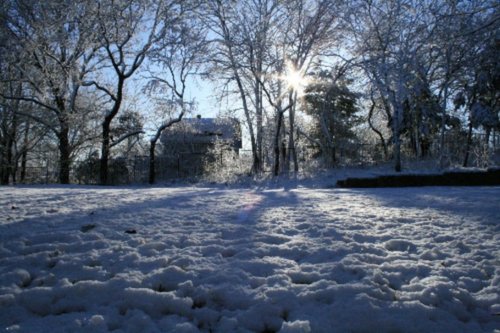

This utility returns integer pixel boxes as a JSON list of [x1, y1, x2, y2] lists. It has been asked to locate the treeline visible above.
[[0, 0, 498, 184]]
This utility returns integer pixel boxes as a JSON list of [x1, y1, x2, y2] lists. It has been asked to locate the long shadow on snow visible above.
[[2, 186, 497, 331], [339, 186, 500, 228], [0, 187, 217, 237]]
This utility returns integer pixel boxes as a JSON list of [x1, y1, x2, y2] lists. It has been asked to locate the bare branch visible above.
[[110, 129, 145, 148]]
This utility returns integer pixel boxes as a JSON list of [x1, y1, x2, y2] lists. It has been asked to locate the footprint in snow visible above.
[[384, 239, 417, 252], [81, 224, 96, 232]]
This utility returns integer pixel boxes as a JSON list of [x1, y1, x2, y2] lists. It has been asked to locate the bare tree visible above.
[[204, 0, 339, 175], [350, 0, 433, 171], [86, 0, 186, 184], [145, 16, 208, 184], [1, 3, 23, 184], [367, 88, 390, 160], [204, 0, 262, 173], [1, 0, 99, 183], [432, 1, 499, 167], [234, 0, 282, 173], [278, 0, 339, 173]]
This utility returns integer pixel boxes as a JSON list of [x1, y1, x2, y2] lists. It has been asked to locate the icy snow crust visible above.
[[0, 185, 499, 332]]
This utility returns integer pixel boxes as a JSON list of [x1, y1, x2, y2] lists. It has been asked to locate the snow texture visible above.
[[0, 183, 499, 332]]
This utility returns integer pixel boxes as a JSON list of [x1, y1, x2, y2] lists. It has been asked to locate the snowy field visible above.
[[0, 183, 499, 332]]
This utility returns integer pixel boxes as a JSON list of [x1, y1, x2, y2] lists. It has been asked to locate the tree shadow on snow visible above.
[[342, 186, 500, 227]]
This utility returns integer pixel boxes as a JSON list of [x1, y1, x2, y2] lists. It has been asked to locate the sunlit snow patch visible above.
[[236, 193, 264, 223]]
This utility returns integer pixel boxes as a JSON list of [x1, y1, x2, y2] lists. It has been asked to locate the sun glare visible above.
[[283, 61, 308, 96]]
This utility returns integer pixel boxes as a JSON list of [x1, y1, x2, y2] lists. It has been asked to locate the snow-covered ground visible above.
[[0, 183, 499, 332]]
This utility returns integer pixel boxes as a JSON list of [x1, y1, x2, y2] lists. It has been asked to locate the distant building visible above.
[[161, 117, 242, 153], [159, 117, 242, 177]]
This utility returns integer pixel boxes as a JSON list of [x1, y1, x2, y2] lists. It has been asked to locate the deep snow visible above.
[[0, 183, 499, 332]]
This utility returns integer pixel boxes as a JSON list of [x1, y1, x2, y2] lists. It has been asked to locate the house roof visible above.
[[161, 117, 242, 148]]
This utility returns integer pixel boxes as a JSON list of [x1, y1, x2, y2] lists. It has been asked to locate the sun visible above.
[[283, 60, 309, 96]]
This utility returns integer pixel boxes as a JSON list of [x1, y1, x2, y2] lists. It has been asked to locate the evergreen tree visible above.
[[303, 71, 360, 166]]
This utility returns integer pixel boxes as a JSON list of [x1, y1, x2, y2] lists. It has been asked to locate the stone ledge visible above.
[[336, 168, 500, 188]]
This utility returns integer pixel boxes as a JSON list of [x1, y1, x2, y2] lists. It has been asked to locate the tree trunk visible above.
[[20, 122, 30, 182], [20, 150, 28, 183], [0, 133, 4, 183], [148, 112, 185, 184], [328, 143, 336, 167], [367, 99, 388, 160], [254, 59, 264, 174], [413, 119, 421, 158], [100, 76, 125, 185], [100, 120, 111, 185], [222, 22, 258, 175], [319, 108, 336, 167], [149, 140, 156, 185], [463, 121, 473, 167], [235, 73, 258, 174], [484, 127, 491, 166], [0, 150, 5, 185], [281, 140, 287, 173], [3, 110, 17, 184], [255, 90, 263, 173], [58, 126, 71, 184], [485, 127, 491, 147], [393, 104, 402, 172], [286, 92, 299, 173], [438, 83, 449, 168], [3, 136, 14, 184], [394, 136, 402, 172], [274, 111, 284, 176]]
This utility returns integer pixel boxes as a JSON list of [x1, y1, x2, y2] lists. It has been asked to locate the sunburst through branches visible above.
[[282, 60, 310, 97]]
